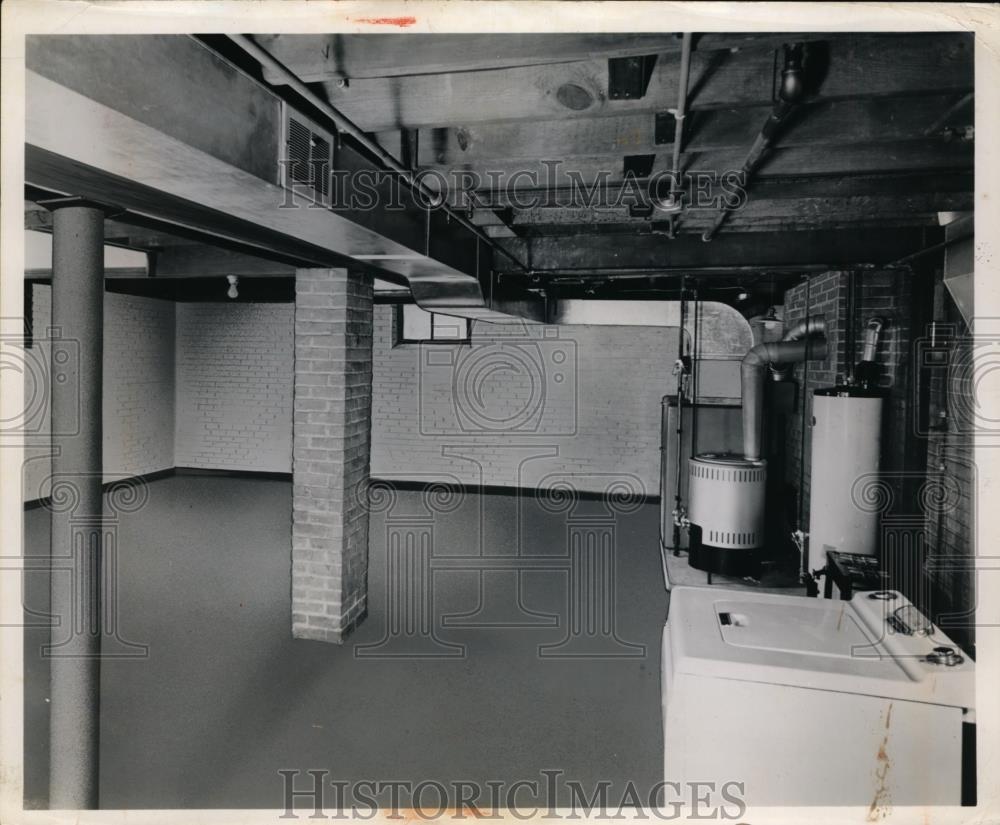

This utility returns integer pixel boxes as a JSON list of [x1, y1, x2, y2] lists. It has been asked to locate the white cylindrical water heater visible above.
[[687, 453, 767, 576], [807, 387, 883, 572]]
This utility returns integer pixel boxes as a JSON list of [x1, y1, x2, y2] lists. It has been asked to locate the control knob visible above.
[[926, 646, 964, 667]]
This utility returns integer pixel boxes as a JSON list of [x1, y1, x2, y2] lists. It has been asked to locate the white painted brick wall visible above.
[[24, 292, 679, 501], [22, 286, 175, 501], [370, 305, 676, 495], [174, 303, 293, 472], [170, 303, 679, 495]]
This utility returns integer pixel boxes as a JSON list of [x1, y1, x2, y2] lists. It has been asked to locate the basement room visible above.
[[6, 19, 992, 819]]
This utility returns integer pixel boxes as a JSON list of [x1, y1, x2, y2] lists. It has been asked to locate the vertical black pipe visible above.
[[689, 281, 700, 460], [846, 270, 858, 381], [798, 275, 811, 577], [672, 281, 688, 554]]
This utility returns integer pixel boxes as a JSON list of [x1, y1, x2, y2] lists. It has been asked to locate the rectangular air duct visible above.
[[943, 213, 974, 325]]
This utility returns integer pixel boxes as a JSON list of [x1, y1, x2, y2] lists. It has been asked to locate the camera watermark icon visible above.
[[913, 324, 1000, 445], [0, 326, 81, 444], [8, 469, 150, 659], [418, 327, 577, 437]]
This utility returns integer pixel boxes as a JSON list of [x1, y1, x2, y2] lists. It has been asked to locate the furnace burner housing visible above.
[[686, 452, 767, 577]]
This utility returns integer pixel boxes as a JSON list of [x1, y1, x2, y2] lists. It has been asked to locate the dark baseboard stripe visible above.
[[174, 467, 293, 482], [25, 469, 659, 508], [370, 478, 660, 505], [24, 467, 177, 511]]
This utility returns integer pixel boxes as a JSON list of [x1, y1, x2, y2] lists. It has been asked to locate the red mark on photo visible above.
[[354, 16, 417, 28]]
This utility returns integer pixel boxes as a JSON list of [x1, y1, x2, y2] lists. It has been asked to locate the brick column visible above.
[[292, 268, 373, 642]]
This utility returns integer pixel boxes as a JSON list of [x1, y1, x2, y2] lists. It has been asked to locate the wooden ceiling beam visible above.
[[24, 37, 536, 317], [378, 93, 971, 165], [476, 171, 973, 208], [258, 33, 837, 83], [498, 227, 941, 272], [25, 205, 208, 249], [517, 216, 943, 236], [317, 33, 972, 131], [153, 244, 296, 278], [418, 139, 971, 196], [512, 191, 972, 222]]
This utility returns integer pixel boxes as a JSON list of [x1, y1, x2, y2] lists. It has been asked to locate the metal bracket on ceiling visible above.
[[35, 196, 125, 220], [608, 54, 658, 100], [654, 110, 680, 146]]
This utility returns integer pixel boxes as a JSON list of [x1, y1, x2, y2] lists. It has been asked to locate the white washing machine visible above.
[[662, 586, 975, 808]]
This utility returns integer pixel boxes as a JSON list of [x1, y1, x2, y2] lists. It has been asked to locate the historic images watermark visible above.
[[277, 159, 749, 215], [278, 771, 748, 820]]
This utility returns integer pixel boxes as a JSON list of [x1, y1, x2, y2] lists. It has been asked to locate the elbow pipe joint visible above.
[[770, 316, 827, 380], [741, 333, 828, 461], [782, 315, 827, 342]]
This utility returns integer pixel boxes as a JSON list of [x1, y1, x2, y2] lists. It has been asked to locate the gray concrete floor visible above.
[[23, 475, 667, 809]]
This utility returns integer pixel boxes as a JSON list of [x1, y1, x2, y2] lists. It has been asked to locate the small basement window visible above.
[[394, 304, 470, 345]]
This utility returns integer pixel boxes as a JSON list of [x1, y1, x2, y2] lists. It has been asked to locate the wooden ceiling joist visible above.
[[377, 93, 972, 165], [498, 227, 942, 274], [317, 33, 972, 131], [418, 139, 971, 196], [257, 33, 840, 83], [507, 190, 972, 229], [24, 35, 550, 319], [23, 32, 977, 295]]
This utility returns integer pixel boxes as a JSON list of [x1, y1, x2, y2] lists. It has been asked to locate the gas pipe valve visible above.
[[672, 507, 690, 529]]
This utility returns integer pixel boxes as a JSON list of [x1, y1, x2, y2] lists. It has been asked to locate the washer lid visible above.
[[665, 586, 974, 711], [717, 598, 872, 658]]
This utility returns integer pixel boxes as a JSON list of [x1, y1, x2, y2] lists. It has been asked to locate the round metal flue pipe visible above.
[[741, 330, 828, 461]]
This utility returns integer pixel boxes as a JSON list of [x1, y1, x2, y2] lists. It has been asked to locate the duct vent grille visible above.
[[281, 105, 333, 203]]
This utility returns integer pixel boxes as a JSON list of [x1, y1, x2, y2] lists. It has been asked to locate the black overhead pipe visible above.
[[703, 43, 807, 241], [655, 32, 694, 226]]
